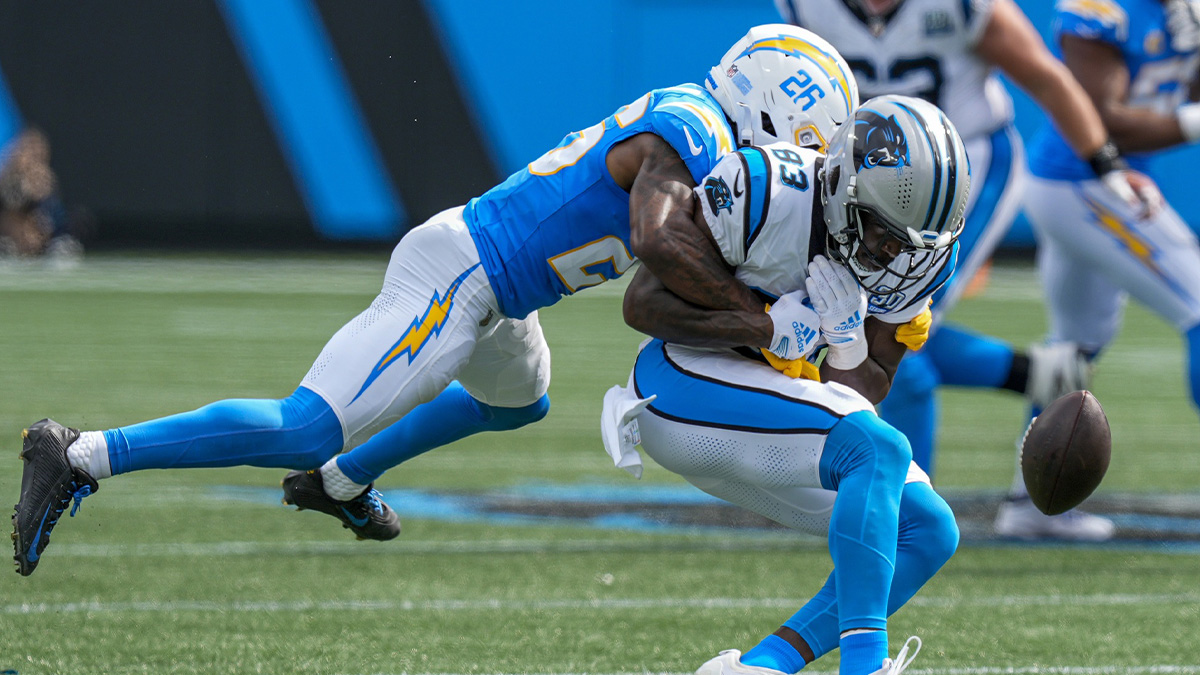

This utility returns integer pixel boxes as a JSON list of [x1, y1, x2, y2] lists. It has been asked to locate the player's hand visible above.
[[760, 348, 822, 381], [1101, 169, 1164, 220], [895, 304, 933, 351], [806, 255, 868, 370], [765, 291, 823, 361]]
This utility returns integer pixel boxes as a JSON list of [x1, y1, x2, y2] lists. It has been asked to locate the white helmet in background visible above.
[[821, 94, 971, 295], [705, 24, 859, 152]]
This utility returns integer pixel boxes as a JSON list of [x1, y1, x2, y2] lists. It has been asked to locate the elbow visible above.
[[622, 286, 651, 334]]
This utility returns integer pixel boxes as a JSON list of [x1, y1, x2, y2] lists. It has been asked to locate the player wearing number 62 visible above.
[[12, 26, 861, 575]]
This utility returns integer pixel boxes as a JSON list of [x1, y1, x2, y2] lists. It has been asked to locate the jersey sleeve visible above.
[[1054, 0, 1129, 47], [646, 88, 738, 184], [694, 151, 749, 268], [963, 0, 998, 46]]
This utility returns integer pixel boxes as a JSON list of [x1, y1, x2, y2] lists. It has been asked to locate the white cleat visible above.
[[869, 636, 922, 675], [695, 650, 788, 675], [994, 496, 1115, 541], [1026, 342, 1092, 409]]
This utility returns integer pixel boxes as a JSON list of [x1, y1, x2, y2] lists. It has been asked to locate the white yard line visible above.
[[5, 592, 1199, 616]]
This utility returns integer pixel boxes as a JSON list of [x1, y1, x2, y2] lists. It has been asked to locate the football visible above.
[[1021, 390, 1112, 516]]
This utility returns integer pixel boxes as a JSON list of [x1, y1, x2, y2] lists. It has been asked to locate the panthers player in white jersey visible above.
[[10, 26, 863, 577], [604, 96, 969, 675], [777, 0, 1159, 540], [1007, 0, 1200, 538]]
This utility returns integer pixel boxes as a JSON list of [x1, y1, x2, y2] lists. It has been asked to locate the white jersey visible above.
[[693, 142, 954, 327], [777, 0, 1013, 141]]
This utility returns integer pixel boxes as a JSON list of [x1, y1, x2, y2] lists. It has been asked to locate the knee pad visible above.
[[477, 394, 550, 432], [899, 482, 959, 568], [821, 411, 913, 490]]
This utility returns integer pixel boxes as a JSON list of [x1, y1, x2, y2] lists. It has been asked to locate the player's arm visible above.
[[1059, 35, 1192, 152], [622, 264, 771, 348], [973, 0, 1111, 158], [610, 132, 763, 313], [819, 317, 907, 404]]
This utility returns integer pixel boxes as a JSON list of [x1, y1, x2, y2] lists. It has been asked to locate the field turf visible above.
[[1, 254, 1198, 674]]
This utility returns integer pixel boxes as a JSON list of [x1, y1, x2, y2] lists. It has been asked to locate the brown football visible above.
[[1021, 390, 1111, 516]]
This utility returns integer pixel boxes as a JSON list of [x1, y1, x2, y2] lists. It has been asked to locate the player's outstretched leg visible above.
[[11, 387, 346, 573], [11, 419, 98, 576], [281, 469, 399, 541], [729, 481, 958, 673], [298, 382, 550, 530]]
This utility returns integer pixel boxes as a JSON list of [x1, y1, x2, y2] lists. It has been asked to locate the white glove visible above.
[[766, 290, 823, 361], [805, 255, 868, 370], [1100, 169, 1164, 220]]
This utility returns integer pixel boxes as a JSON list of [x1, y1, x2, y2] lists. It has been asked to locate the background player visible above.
[[605, 96, 970, 675], [11, 26, 860, 576], [1010, 0, 1200, 536], [775, 0, 1158, 540]]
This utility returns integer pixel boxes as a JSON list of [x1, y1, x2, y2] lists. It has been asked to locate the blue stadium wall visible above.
[[0, 0, 1192, 247]]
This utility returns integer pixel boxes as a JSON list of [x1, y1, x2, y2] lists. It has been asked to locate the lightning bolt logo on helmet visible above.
[[349, 264, 480, 404]]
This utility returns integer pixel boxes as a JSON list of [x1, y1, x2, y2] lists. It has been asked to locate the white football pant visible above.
[[301, 207, 551, 449]]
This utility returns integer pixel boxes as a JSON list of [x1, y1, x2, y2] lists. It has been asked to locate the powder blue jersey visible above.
[[464, 84, 736, 319], [1028, 0, 1200, 180]]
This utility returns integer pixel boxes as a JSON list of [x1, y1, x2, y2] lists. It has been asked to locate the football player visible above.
[[776, 0, 1159, 540], [1009, 0, 1200, 537], [603, 96, 969, 675], [10, 25, 860, 576]]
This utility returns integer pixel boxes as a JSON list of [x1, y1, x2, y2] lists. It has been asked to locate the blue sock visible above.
[[839, 631, 888, 675], [819, 412, 909, 635], [877, 353, 938, 475], [742, 634, 807, 673], [784, 482, 959, 662], [927, 324, 1014, 388], [104, 386, 343, 475], [1186, 323, 1200, 412], [336, 382, 549, 484]]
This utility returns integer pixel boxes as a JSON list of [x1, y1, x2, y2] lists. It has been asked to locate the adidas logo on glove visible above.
[[833, 311, 863, 333], [793, 321, 819, 351]]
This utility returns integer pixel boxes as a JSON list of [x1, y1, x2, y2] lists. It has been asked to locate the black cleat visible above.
[[281, 470, 400, 541], [12, 419, 98, 576]]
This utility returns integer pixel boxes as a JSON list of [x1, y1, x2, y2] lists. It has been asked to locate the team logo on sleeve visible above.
[[854, 112, 910, 171], [704, 176, 735, 214]]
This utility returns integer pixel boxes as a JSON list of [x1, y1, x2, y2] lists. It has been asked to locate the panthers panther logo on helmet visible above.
[[853, 111, 910, 171], [704, 176, 735, 214]]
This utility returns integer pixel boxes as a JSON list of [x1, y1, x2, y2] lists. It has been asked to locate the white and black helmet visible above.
[[705, 24, 859, 152], [820, 95, 971, 294]]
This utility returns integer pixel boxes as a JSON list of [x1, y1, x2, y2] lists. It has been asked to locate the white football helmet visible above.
[[820, 95, 971, 297], [705, 24, 859, 152]]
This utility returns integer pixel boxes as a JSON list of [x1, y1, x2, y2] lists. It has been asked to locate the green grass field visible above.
[[1, 254, 1198, 675]]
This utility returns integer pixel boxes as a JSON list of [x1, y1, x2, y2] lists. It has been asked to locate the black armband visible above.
[[1087, 140, 1128, 177]]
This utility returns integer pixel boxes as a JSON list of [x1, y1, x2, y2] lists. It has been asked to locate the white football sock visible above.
[[319, 459, 368, 501], [67, 431, 112, 479]]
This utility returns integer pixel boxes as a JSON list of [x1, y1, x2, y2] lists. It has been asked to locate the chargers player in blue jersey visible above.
[[604, 96, 970, 675], [776, 0, 1162, 542], [996, 0, 1200, 538], [11, 25, 861, 576]]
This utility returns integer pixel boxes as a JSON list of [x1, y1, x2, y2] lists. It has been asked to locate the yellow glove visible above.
[[895, 304, 933, 351], [760, 348, 822, 381]]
